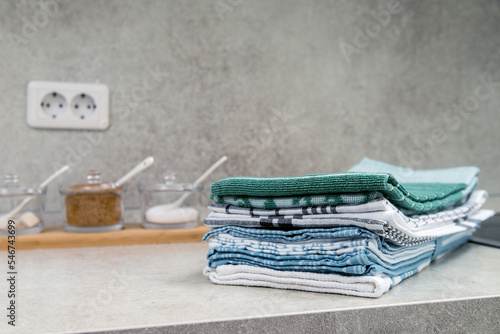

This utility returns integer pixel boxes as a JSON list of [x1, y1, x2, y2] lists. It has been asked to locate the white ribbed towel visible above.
[[203, 262, 429, 298]]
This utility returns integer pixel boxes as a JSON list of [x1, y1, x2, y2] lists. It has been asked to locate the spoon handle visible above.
[[4, 165, 71, 220], [40, 165, 70, 189], [115, 156, 154, 187], [9, 197, 33, 219], [193, 156, 228, 186]]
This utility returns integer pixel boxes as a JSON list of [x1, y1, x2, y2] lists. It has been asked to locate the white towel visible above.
[[203, 263, 429, 298]]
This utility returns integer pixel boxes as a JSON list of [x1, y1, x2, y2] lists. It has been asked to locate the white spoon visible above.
[[146, 156, 227, 221], [0, 165, 70, 229], [114, 156, 155, 188]]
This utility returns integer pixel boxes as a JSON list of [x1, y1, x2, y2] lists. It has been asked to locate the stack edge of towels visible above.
[[202, 158, 494, 298]]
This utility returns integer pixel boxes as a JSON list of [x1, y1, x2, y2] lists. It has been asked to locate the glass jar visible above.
[[139, 172, 200, 229], [60, 170, 125, 233], [0, 174, 45, 235]]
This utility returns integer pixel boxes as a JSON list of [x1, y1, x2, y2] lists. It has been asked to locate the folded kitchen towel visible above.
[[210, 158, 479, 214], [348, 158, 478, 199], [205, 191, 489, 246], [203, 262, 428, 298], [211, 192, 384, 211], [203, 224, 375, 244], [205, 226, 482, 276], [208, 190, 486, 218], [209, 195, 390, 216], [208, 233, 437, 261], [203, 227, 487, 297], [207, 233, 436, 275]]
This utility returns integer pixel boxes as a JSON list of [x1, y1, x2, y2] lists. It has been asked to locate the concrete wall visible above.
[[1, 0, 499, 222]]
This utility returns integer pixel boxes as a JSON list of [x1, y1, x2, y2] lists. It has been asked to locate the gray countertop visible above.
[[1, 241, 499, 334]]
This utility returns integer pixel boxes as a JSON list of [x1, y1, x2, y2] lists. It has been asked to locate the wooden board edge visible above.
[[0, 224, 211, 250]]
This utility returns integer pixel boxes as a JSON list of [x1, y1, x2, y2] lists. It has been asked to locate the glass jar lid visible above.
[[140, 172, 197, 192], [0, 174, 41, 197], [62, 170, 124, 194]]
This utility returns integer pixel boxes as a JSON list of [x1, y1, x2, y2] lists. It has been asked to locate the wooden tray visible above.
[[0, 224, 210, 250]]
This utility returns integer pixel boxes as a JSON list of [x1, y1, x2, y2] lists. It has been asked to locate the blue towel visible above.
[[206, 230, 476, 276]]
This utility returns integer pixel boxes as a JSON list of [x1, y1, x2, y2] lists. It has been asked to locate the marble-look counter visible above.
[[1, 241, 499, 333]]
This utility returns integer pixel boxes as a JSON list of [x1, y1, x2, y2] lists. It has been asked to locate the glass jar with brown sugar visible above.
[[60, 170, 125, 233]]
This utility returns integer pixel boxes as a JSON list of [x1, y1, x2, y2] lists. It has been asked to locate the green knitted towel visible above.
[[210, 158, 479, 213]]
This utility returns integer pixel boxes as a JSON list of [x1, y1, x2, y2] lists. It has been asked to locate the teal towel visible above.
[[211, 192, 384, 211], [210, 158, 479, 213]]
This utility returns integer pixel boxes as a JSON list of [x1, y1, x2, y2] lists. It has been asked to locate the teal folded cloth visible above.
[[210, 158, 479, 214], [211, 192, 384, 211]]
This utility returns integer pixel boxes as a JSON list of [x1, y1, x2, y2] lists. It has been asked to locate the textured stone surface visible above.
[[0, 0, 499, 226], [0, 242, 499, 333], [105, 298, 500, 334]]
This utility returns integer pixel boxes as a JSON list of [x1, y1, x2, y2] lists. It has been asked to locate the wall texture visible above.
[[0, 0, 499, 222]]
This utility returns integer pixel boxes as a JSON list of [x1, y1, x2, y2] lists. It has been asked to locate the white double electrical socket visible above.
[[27, 81, 110, 130]]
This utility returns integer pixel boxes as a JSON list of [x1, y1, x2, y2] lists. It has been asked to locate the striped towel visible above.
[[205, 191, 488, 246]]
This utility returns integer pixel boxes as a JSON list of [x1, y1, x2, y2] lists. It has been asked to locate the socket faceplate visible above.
[[27, 81, 110, 130]]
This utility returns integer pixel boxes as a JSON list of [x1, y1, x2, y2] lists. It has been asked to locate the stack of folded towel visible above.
[[203, 158, 494, 298]]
